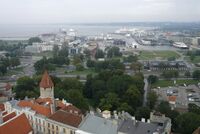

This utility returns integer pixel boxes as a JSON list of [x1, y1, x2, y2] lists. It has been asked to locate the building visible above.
[[4, 71, 83, 134], [0, 83, 13, 102], [0, 109, 33, 134], [76, 113, 118, 134], [118, 111, 171, 134]]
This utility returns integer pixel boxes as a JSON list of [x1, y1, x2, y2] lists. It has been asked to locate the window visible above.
[[48, 123, 50, 128], [56, 126, 58, 130], [52, 124, 54, 129], [70, 130, 74, 134], [63, 128, 66, 133]]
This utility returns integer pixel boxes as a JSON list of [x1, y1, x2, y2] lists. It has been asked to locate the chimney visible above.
[[50, 99, 56, 114], [141, 118, 145, 123], [132, 116, 136, 126]]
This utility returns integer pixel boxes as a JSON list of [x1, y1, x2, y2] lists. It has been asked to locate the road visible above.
[[143, 78, 148, 107]]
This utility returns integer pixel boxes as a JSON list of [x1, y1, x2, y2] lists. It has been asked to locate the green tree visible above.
[[117, 103, 134, 114], [58, 46, 68, 57], [123, 55, 138, 63], [124, 85, 142, 110], [184, 71, 191, 78], [157, 101, 171, 114], [188, 103, 200, 114], [135, 107, 151, 120], [53, 45, 59, 57], [66, 89, 89, 112], [147, 75, 158, 84], [175, 112, 200, 134], [28, 37, 42, 45], [131, 62, 143, 72], [107, 46, 122, 58], [193, 70, 200, 80], [147, 91, 157, 109], [99, 92, 120, 111], [95, 49, 104, 59], [14, 76, 39, 99]]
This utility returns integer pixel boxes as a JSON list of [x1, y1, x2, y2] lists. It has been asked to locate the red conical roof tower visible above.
[[39, 70, 54, 89]]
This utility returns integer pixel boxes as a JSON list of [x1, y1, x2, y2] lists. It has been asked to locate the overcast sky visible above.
[[0, 0, 200, 24]]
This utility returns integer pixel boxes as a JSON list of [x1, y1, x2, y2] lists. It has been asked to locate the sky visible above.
[[0, 0, 200, 24]]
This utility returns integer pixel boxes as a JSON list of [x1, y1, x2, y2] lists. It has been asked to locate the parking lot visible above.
[[153, 84, 200, 109]]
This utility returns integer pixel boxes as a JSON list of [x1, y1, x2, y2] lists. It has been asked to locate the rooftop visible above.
[[0, 113, 32, 134], [39, 70, 54, 88], [48, 110, 82, 128], [118, 119, 161, 134], [78, 114, 118, 134]]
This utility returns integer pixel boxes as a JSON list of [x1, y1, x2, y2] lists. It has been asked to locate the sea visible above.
[[0, 24, 126, 40]]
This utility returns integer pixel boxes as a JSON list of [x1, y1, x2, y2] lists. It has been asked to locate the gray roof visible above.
[[79, 114, 118, 134], [118, 119, 162, 134]]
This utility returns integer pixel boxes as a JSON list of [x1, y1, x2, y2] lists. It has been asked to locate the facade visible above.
[[0, 108, 33, 134], [3, 71, 83, 134], [0, 83, 13, 102]]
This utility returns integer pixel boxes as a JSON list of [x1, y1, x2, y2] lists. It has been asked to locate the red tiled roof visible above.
[[62, 105, 82, 115], [18, 100, 52, 117], [39, 70, 54, 88], [49, 110, 82, 128], [36, 97, 53, 105], [3, 112, 16, 122], [168, 96, 177, 102], [0, 113, 32, 134], [4, 83, 12, 91], [0, 104, 5, 111], [2, 111, 7, 116]]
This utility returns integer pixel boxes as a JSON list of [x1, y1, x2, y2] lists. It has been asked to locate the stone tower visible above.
[[39, 70, 54, 98]]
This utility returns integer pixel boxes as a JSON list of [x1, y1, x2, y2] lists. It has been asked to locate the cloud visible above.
[[0, 0, 199, 24]]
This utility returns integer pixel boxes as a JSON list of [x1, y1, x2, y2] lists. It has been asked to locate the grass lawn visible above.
[[33, 51, 53, 58], [184, 56, 200, 65], [6, 67, 24, 76], [66, 69, 97, 75], [151, 79, 199, 88], [139, 51, 180, 60]]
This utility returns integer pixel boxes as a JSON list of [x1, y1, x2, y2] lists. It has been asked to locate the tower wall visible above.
[[40, 87, 54, 98]]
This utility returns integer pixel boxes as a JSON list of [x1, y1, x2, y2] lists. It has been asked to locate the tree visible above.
[[193, 70, 200, 80], [99, 92, 120, 111], [175, 112, 200, 134], [135, 107, 151, 120], [131, 62, 143, 72], [95, 49, 104, 59], [184, 71, 191, 78], [0, 64, 7, 75], [66, 89, 89, 112], [118, 103, 134, 115], [123, 55, 138, 63], [162, 70, 179, 79], [188, 103, 200, 114], [147, 91, 157, 109], [58, 78, 83, 92], [86, 60, 95, 68], [73, 55, 82, 65], [147, 75, 158, 84], [58, 46, 69, 57], [10, 57, 20, 67], [84, 49, 91, 59], [28, 37, 42, 45], [76, 64, 84, 71], [14, 76, 39, 99], [53, 45, 59, 57], [124, 85, 142, 110], [168, 56, 176, 61], [107, 47, 122, 58], [157, 101, 171, 114]]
